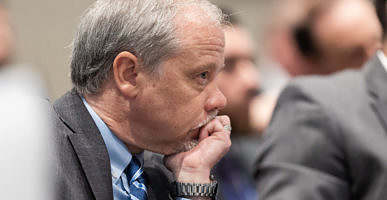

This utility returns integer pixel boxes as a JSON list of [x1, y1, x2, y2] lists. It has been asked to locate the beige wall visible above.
[[8, 0, 94, 99], [7, 0, 268, 99]]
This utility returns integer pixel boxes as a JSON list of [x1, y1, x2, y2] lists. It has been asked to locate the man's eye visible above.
[[196, 71, 210, 86], [199, 72, 209, 79]]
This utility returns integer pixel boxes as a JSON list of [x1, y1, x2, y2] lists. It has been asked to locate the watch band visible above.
[[172, 181, 218, 198]]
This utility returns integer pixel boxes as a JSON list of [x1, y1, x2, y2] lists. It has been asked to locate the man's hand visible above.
[[164, 115, 231, 183]]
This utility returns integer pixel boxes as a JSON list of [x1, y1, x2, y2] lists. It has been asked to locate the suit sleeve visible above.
[[254, 84, 351, 200]]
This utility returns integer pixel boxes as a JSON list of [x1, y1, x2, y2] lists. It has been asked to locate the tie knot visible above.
[[125, 156, 148, 199], [126, 156, 143, 183]]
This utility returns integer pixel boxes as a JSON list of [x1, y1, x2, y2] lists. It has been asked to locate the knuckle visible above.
[[217, 115, 231, 125], [214, 119, 223, 127]]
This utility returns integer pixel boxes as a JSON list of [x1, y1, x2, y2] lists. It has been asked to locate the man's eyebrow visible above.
[[204, 63, 225, 72], [193, 63, 224, 74], [196, 63, 216, 71]]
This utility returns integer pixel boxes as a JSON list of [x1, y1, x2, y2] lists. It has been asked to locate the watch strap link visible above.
[[172, 181, 218, 198]]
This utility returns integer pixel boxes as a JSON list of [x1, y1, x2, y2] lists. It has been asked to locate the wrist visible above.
[[175, 168, 211, 183]]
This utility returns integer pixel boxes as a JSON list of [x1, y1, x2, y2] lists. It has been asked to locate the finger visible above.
[[200, 118, 232, 158], [215, 115, 231, 135], [198, 119, 224, 142], [216, 115, 231, 126]]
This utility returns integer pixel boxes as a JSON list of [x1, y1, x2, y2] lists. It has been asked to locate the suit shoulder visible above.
[[281, 69, 366, 107], [51, 91, 79, 137]]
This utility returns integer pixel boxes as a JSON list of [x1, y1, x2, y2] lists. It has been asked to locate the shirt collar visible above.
[[81, 97, 144, 183], [377, 50, 387, 73]]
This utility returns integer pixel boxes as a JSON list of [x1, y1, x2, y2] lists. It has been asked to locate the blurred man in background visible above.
[[255, 0, 387, 199], [254, 0, 382, 142], [267, 0, 382, 76], [0, 2, 13, 67], [216, 10, 261, 135], [0, 2, 53, 200], [214, 9, 260, 200]]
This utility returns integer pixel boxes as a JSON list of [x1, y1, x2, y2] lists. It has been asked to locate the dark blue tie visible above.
[[125, 156, 148, 200]]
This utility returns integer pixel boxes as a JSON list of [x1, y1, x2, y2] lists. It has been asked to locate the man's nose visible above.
[[205, 86, 227, 112]]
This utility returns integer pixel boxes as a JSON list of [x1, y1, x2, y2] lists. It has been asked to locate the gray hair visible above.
[[71, 0, 225, 95]]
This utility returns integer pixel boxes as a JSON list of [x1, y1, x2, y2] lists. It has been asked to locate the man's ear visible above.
[[112, 51, 140, 98]]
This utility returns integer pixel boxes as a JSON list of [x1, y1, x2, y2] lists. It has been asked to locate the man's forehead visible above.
[[165, 6, 226, 72], [176, 21, 225, 49], [173, 3, 224, 42], [174, 1, 222, 25]]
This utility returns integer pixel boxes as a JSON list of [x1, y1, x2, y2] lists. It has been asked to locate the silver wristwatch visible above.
[[172, 181, 218, 199]]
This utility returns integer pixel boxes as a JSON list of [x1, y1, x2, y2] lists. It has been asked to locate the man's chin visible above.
[[163, 139, 199, 156], [173, 127, 201, 153], [181, 139, 199, 152]]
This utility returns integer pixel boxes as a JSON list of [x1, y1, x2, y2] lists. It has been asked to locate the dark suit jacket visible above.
[[254, 55, 387, 200], [52, 90, 174, 200]]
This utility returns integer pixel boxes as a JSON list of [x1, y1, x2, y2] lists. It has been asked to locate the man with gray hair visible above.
[[52, 0, 231, 200]]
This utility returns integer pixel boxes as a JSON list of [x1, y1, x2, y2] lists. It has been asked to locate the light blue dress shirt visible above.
[[82, 98, 190, 200]]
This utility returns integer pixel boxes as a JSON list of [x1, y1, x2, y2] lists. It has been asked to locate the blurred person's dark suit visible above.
[[254, 0, 387, 199], [53, 90, 172, 200], [255, 54, 387, 199]]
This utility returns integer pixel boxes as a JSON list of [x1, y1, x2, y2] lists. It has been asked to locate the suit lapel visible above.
[[365, 55, 387, 133], [54, 90, 113, 200], [143, 151, 174, 200], [143, 168, 158, 200]]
